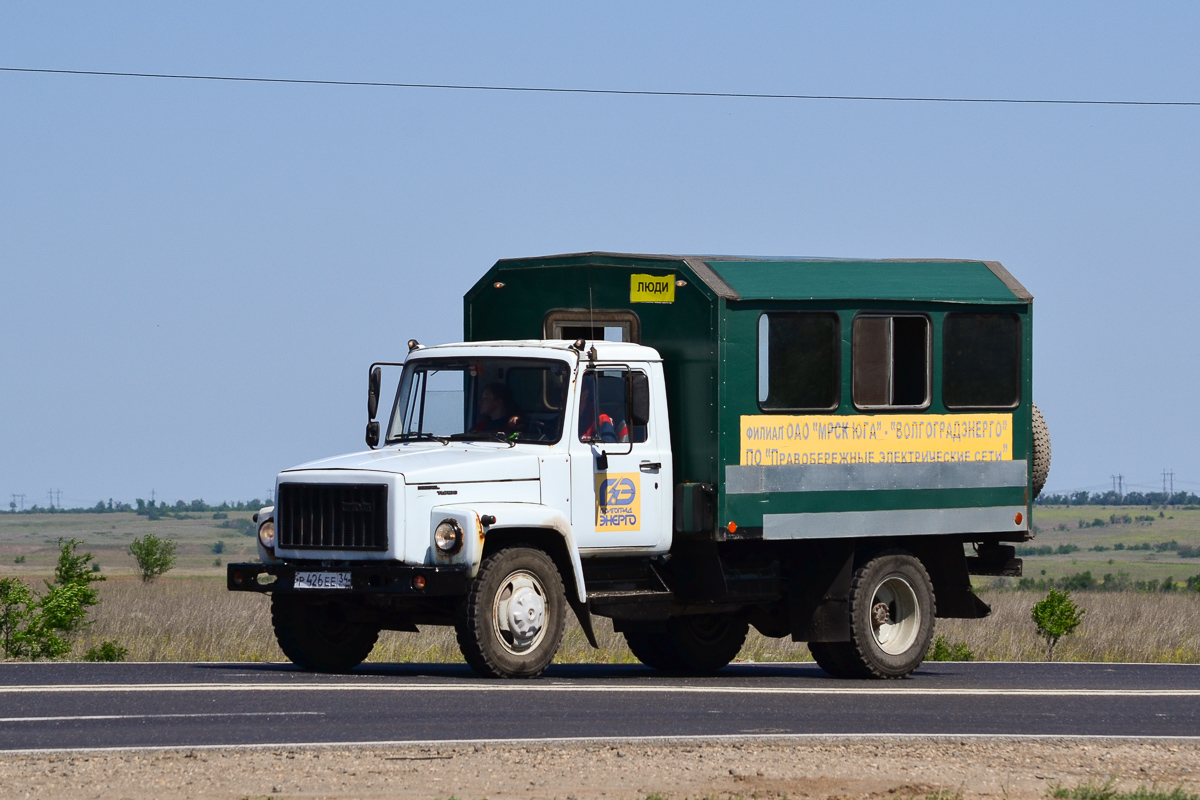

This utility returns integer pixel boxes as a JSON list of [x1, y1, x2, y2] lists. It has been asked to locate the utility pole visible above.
[[1111, 475, 1117, 494], [1118, 474, 1123, 502], [53, 488, 62, 507], [151, 488, 156, 505], [14, 493, 25, 510]]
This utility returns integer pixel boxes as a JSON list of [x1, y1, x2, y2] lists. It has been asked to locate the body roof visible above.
[[478, 252, 1031, 305]]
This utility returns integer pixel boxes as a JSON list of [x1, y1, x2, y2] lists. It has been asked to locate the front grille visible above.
[[277, 483, 388, 551]]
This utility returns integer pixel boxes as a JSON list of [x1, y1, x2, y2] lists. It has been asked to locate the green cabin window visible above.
[[852, 314, 930, 410], [757, 312, 840, 411], [943, 313, 1021, 409]]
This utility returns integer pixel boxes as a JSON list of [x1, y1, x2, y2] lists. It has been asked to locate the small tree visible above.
[[129, 534, 177, 582], [0, 578, 38, 658], [1, 539, 107, 660], [1031, 588, 1084, 661]]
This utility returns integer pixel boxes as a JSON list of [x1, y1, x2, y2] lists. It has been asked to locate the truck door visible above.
[[569, 366, 671, 551]]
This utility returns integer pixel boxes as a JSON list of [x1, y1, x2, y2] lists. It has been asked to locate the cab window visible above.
[[943, 313, 1021, 409], [578, 369, 649, 444], [852, 314, 930, 409]]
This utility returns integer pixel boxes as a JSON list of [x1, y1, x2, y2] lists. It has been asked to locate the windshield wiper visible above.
[[448, 432, 519, 447], [393, 432, 450, 445]]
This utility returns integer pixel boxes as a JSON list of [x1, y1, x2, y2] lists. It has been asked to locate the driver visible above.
[[471, 382, 522, 434]]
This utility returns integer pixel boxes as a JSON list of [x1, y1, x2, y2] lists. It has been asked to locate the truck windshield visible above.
[[387, 357, 571, 445]]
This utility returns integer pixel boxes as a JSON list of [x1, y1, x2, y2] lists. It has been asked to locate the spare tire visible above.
[[1032, 403, 1051, 499]]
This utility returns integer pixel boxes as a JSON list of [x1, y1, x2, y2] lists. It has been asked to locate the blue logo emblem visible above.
[[600, 477, 636, 507]]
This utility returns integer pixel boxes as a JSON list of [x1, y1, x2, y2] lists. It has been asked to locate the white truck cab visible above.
[[232, 339, 676, 677]]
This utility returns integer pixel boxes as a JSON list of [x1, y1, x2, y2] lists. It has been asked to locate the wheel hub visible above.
[[506, 585, 545, 642], [869, 575, 921, 655], [493, 570, 548, 655]]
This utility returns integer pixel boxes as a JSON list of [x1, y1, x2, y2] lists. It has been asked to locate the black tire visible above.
[[844, 551, 936, 679], [271, 594, 379, 673], [808, 641, 870, 679], [623, 631, 685, 671], [455, 547, 567, 678], [624, 614, 748, 674], [1032, 403, 1052, 499], [668, 614, 749, 673]]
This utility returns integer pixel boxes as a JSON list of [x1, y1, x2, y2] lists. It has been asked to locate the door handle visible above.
[[639, 461, 661, 471]]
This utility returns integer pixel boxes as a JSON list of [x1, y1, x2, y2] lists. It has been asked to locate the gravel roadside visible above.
[[1, 737, 1197, 800]]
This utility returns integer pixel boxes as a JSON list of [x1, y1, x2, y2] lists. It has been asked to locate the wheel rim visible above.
[[682, 614, 732, 644], [491, 569, 548, 656], [869, 574, 920, 655]]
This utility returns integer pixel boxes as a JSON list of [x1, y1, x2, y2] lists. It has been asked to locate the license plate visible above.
[[293, 571, 352, 590]]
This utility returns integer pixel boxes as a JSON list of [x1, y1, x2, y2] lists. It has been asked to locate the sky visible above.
[[2, 2, 1198, 507]]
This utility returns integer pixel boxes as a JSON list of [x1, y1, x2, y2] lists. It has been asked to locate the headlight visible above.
[[258, 520, 276, 549], [434, 519, 463, 554]]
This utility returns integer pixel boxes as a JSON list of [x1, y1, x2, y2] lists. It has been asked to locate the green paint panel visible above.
[[707, 260, 1019, 304], [726, 487, 1028, 527], [463, 252, 1037, 537]]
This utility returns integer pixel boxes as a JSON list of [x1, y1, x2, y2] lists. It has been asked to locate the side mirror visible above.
[[366, 421, 380, 448], [367, 366, 382, 420], [629, 372, 650, 427], [595, 450, 609, 471]]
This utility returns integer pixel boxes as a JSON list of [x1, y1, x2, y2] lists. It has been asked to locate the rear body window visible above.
[[757, 312, 840, 411], [943, 313, 1021, 409], [852, 315, 930, 409]]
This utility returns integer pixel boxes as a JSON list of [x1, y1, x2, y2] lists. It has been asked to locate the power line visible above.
[[2, 66, 1199, 107]]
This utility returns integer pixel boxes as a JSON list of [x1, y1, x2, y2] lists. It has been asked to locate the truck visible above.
[[228, 252, 1050, 679]]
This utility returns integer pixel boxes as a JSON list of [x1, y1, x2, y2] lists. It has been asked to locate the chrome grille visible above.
[[277, 483, 388, 551]]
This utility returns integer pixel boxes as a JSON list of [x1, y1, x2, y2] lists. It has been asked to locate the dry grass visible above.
[[936, 590, 1200, 663], [56, 578, 1200, 664]]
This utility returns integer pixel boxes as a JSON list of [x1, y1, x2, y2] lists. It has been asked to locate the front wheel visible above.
[[844, 551, 936, 679], [271, 595, 379, 673], [456, 547, 567, 678]]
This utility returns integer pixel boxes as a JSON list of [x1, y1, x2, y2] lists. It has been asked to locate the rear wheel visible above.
[[271, 594, 379, 673], [844, 552, 936, 679], [808, 641, 869, 679], [623, 631, 684, 671], [669, 613, 749, 673], [455, 547, 567, 678], [623, 613, 748, 674]]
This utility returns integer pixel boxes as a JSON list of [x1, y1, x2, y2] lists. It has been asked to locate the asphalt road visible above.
[[2, 661, 1199, 753]]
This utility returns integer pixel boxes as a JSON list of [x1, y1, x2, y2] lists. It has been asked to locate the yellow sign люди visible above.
[[740, 413, 1013, 466], [630, 274, 674, 304]]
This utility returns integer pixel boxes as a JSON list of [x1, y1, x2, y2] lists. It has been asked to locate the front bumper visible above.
[[226, 562, 471, 596]]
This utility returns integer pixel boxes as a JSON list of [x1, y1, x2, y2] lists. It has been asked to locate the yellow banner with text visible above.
[[740, 414, 1013, 467]]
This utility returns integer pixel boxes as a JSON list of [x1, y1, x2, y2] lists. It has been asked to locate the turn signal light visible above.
[[1014, 512, 1024, 525], [412, 575, 426, 590], [727, 521, 738, 534]]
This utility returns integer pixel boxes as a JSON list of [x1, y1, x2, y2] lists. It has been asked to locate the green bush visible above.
[[0, 539, 104, 660], [1032, 588, 1084, 661], [83, 641, 128, 662], [925, 635, 974, 662], [129, 534, 177, 583]]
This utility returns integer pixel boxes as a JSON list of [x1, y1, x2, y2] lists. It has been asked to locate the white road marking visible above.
[[0, 712, 323, 723], [0, 683, 1197, 697]]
